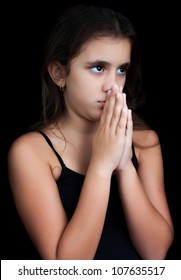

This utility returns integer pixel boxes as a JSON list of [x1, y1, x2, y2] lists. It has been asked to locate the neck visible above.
[[60, 111, 99, 137]]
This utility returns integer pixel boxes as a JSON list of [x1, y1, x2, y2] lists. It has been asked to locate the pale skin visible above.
[[8, 37, 174, 260]]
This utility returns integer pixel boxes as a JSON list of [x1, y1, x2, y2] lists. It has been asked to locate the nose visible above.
[[102, 72, 125, 93]]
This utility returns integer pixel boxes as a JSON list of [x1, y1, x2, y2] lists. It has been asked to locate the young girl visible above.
[[8, 4, 174, 260]]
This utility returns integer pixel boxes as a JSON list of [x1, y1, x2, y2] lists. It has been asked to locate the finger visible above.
[[100, 90, 111, 125], [101, 91, 116, 128], [125, 109, 133, 139], [111, 84, 119, 96], [109, 85, 123, 131], [122, 93, 127, 109], [116, 106, 128, 135], [110, 92, 124, 132], [123, 94, 132, 138], [100, 85, 121, 127], [100, 90, 116, 126]]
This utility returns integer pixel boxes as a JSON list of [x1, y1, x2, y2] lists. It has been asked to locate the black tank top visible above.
[[39, 131, 141, 260]]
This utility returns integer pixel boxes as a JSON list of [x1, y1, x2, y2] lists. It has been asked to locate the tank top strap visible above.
[[38, 131, 65, 167]]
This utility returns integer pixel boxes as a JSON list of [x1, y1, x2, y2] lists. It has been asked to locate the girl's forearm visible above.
[[116, 164, 173, 259], [56, 160, 112, 259]]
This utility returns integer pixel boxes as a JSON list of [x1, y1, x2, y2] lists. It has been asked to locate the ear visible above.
[[47, 62, 66, 86]]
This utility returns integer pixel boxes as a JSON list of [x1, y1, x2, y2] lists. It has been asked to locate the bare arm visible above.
[[116, 131, 174, 259]]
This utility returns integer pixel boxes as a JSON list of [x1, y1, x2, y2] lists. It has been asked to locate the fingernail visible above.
[[107, 89, 111, 96], [117, 93, 122, 99], [112, 84, 119, 92]]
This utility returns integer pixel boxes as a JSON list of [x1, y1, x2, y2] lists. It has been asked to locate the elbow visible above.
[[144, 247, 170, 260], [143, 231, 174, 260], [55, 243, 84, 260]]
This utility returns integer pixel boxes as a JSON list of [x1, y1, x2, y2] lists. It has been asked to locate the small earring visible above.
[[59, 80, 65, 92], [60, 85, 65, 92]]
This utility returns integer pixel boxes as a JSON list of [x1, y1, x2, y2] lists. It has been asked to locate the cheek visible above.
[[66, 71, 88, 90], [65, 82, 87, 105], [66, 66, 101, 101], [118, 77, 126, 91], [67, 73, 97, 96]]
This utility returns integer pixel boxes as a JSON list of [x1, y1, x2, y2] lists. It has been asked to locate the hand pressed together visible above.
[[91, 85, 133, 175]]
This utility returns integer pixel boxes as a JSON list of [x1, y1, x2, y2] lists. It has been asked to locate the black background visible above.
[[1, 1, 180, 259]]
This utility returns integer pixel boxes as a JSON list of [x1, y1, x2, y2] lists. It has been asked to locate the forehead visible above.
[[75, 37, 132, 63]]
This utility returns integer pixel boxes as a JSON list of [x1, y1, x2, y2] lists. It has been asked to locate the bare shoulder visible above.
[[133, 129, 160, 148], [8, 131, 46, 161], [8, 131, 53, 170], [133, 129, 161, 161], [8, 131, 62, 181], [8, 132, 46, 177]]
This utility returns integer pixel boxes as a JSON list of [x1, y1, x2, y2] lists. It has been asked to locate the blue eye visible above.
[[117, 67, 127, 75], [91, 66, 104, 73]]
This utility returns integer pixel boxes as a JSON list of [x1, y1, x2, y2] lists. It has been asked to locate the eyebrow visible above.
[[86, 60, 130, 68]]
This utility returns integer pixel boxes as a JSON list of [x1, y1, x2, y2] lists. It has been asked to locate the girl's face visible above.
[[64, 37, 131, 123]]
